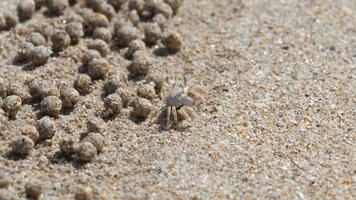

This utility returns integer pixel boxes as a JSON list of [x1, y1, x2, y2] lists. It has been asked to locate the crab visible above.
[[152, 82, 195, 128]]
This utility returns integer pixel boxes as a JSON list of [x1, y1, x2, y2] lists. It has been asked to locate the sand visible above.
[[0, 0, 355, 199]]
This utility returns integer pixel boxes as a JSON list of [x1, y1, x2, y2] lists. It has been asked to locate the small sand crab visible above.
[[152, 82, 195, 128]]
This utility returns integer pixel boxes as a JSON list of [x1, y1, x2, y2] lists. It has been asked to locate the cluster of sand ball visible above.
[[1, 1, 184, 199], [0, 175, 108, 200], [0, 1, 186, 200], [7, 0, 183, 68], [1, 0, 184, 166]]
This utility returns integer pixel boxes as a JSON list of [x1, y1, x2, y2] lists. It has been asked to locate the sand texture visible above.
[[0, 0, 355, 199]]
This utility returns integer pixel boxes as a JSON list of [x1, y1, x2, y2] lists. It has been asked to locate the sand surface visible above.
[[0, 0, 355, 199]]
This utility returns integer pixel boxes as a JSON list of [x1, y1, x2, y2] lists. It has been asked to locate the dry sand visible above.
[[0, 0, 355, 199]]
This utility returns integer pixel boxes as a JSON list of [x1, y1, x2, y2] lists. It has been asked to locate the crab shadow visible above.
[[49, 151, 90, 169], [6, 151, 28, 161], [12, 56, 34, 71], [129, 113, 148, 125], [153, 47, 178, 57]]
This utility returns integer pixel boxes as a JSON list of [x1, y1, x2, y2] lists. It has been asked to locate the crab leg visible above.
[[166, 106, 171, 128], [171, 106, 178, 124], [180, 106, 195, 119]]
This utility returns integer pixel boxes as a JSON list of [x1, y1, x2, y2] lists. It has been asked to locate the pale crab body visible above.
[[166, 84, 193, 107], [153, 83, 195, 128]]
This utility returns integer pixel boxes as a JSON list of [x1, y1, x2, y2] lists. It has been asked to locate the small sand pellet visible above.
[[27, 32, 46, 46], [17, 0, 35, 21], [74, 185, 93, 200], [87, 58, 110, 79], [131, 97, 153, 118], [75, 142, 97, 162], [47, 0, 69, 15], [60, 86, 80, 109], [88, 39, 109, 57], [104, 93, 123, 116], [10, 136, 34, 156], [82, 132, 105, 152], [74, 74, 92, 95], [65, 22, 84, 45], [37, 117, 56, 140], [51, 30, 71, 52], [2, 95, 22, 119], [41, 96, 62, 117], [25, 180, 43, 200]]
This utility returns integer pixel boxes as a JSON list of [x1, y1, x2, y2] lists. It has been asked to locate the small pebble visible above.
[[29, 79, 60, 100], [0, 78, 9, 98], [30, 45, 53, 66], [0, 188, 16, 200], [65, 22, 84, 45], [27, 32, 46, 46], [161, 31, 183, 51], [146, 74, 165, 96], [10, 136, 34, 156], [89, 13, 109, 28], [104, 93, 122, 116], [60, 86, 80, 108], [81, 49, 101, 66], [116, 88, 135, 107], [86, 0, 105, 10], [144, 23, 162, 45], [152, 13, 167, 29], [125, 39, 145, 59], [60, 135, 77, 156], [127, 50, 151, 77], [164, 0, 183, 14], [129, 0, 144, 12], [137, 83, 156, 100], [74, 74, 92, 95], [87, 58, 110, 79], [81, 10, 109, 34], [108, 0, 127, 11], [93, 28, 112, 43], [104, 75, 121, 94], [17, 42, 35, 61], [128, 10, 140, 26], [7, 82, 30, 102], [25, 180, 43, 200], [22, 126, 40, 143], [74, 185, 93, 200], [4, 13, 18, 29], [140, 0, 156, 18], [88, 39, 109, 57], [75, 142, 97, 162], [66, 13, 84, 24], [2, 95, 22, 119], [131, 97, 152, 118], [37, 117, 56, 140], [113, 17, 132, 31], [98, 3, 116, 20], [87, 117, 105, 133], [155, 1, 173, 18], [34, 0, 47, 9], [41, 96, 62, 117], [82, 132, 105, 152], [51, 30, 71, 52], [17, 0, 36, 21], [0, 177, 12, 189], [78, 8, 94, 27], [115, 25, 139, 48], [47, 0, 69, 15]]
